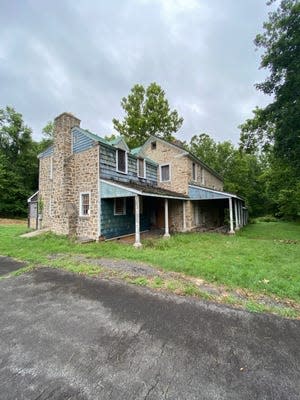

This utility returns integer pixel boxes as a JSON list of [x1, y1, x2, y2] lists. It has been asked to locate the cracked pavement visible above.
[[0, 267, 300, 399]]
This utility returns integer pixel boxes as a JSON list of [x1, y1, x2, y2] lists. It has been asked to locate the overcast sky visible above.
[[0, 0, 273, 144]]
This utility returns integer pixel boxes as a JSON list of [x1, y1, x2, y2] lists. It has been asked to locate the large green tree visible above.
[[189, 133, 271, 216], [240, 0, 300, 166], [0, 106, 39, 217], [113, 83, 183, 148], [240, 0, 300, 218]]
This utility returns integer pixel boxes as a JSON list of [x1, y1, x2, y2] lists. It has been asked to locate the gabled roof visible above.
[[136, 135, 223, 181]]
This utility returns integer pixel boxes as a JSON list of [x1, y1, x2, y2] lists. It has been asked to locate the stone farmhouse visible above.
[[31, 112, 247, 246]]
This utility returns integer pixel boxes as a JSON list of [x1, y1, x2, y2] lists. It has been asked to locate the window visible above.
[[80, 192, 90, 216], [114, 198, 126, 215], [201, 168, 205, 185], [116, 149, 127, 173], [151, 141, 157, 150], [49, 157, 53, 180], [137, 158, 145, 178], [192, 162, 197, 181], [160, 164, 170, 182]]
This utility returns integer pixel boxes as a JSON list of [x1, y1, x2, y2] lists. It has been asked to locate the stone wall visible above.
[[143, 139, 190, 195], [38, 156, 53, 229], [169, 199, 184, 232], [187, 158, 223, 191], [38, 112, 100, 240], [143, 138, 224, 195], [74, 145, 99, 240], [50, 113, 81, 236]]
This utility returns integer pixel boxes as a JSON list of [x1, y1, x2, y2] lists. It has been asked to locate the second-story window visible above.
[[160, 164, 170, 182], [192, 162, 197, 181], [116, 149, 127, 173], [201, 167, 205, 185], [137, 158, 145, 178]]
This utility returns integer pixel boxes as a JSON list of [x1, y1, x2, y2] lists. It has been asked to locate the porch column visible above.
[[240, 202, 243, 227], [164, 198, 170, 238], [228, 197, 235, 234], [133, 195, 142, 248], [183, 201, 187, 231], [234, 199, 239, 230]]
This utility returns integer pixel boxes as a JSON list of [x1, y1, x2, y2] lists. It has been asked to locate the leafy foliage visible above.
[[0, 106, 39, 217], [189, 134, 271, 216], [239, 0, 300, 218], [113, 83, 183, 148]]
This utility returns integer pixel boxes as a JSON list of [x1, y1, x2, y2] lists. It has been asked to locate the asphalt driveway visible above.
[[0, 255, 26, 276], [0, 267, 299, 400]]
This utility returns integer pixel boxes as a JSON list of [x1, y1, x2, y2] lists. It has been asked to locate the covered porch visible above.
[[100, 179, 188, 247], [189, 184, 247, 234]]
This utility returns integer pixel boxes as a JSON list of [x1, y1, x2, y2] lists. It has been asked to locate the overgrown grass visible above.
[[0, 221, 299, 303]]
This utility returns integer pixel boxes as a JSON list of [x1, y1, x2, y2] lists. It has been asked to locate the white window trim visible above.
[[201, 168, 205, 185], [137, 158, 146, 178], [79, 191, 91, 217], [159, 164, 171, 182], [116, 149, 128, 174], [50, 157, 53, 180], [114, 198, 126, 216], [192, 162, 197, 181]]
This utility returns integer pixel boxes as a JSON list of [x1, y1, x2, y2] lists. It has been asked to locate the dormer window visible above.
[[151, 141, 157, 150], [116, 149, 127, 174], [137, 158, 145, 178]]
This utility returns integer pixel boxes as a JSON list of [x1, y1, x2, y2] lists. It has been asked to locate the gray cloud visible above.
[[0, 0, 273, 144]]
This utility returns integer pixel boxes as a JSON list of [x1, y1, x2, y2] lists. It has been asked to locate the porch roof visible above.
[[101, 179, 189, 200], [188, 184, 244, 201]]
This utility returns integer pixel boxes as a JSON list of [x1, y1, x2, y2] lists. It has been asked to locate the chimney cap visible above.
[[54, 112, 81, 123]]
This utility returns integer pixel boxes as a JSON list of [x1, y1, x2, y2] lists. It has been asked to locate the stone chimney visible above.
[[52, 112, 81, 236]]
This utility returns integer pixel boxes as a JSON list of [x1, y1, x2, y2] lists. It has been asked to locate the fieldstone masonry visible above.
[[142, 139, 224, 231], [39, 113, 99, 240]]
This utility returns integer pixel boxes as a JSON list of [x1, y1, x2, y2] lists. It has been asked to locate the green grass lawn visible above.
[[0, 221, 299, 303]]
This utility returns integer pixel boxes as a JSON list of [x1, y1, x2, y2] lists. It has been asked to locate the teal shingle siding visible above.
[[72, 128, 96, 153], [146, 163, 157, 181], [38, 145, 54, 159], [100, 145, 157, 184], [101, 198, 150, 239]]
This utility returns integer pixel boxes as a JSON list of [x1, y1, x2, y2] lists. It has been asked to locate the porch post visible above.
[[240, 202, 243, 227], [228, 197, 235, 234], [133, 195, 142, 248], [234, 199, 239, 230], [183, 201, 187, 231], [164, 198, 170, 238]]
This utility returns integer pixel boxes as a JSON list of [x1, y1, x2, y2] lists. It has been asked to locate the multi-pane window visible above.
[[117, 149, 127, 173], [80, 193, 90, 216], [114, 198, 126, 215], [160, 164, 170, 182], [138, 158, 145, 178], [192, 162, 197, 181]]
